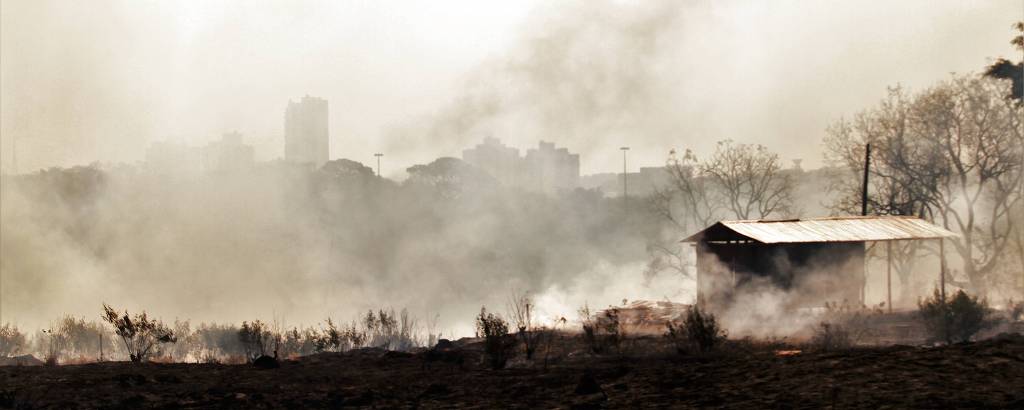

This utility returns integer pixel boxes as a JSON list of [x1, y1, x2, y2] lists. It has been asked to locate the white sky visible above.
[[2, 0, 1022, 175]]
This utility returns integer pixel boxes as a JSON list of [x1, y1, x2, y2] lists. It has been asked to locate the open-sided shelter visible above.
[[682, 216, 957, 310]]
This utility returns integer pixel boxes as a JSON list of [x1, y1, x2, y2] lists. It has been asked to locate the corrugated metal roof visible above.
[[682, 216, 957, 244]]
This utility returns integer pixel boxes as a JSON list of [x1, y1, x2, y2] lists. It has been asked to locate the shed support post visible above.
[[939, 238, 946, 302], [886, 241, 892, 313]]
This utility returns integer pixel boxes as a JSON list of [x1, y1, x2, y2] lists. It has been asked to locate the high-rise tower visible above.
[[284, 96, 329, 166]]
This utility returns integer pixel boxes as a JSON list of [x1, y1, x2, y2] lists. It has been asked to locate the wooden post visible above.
[[861, 143, 871, 216], [939, 238, 946, 302], [886, 241, 893, 313]]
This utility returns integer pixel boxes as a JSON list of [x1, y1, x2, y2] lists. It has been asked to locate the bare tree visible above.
[[825, 76, 1024, 293], [824, 86, 934, 302], [101, 303, 177, 362], [508, 291, 541, 360], [700, 140, 794, 220], [647, 141, 794, 279]]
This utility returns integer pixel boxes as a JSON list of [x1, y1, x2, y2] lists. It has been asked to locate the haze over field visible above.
[[1, 0, 1023, 337], [1, 0, 1019, 175]]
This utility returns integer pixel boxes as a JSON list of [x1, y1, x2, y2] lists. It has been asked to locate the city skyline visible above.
[[3, 1, 1019, 176]]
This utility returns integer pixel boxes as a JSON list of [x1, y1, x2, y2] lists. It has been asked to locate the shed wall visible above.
[[696, 242, 864, 309]]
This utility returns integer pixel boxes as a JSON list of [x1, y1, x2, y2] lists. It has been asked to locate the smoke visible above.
[[6, 1, 1014, 174], [1, 0, 1017, 339], [385, 0, 687, 171], [0, 160, 683, 337]]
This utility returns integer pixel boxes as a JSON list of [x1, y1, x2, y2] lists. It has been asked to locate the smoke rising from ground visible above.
[[1, 0, 1020, 338], [0, 161, 681, 336]]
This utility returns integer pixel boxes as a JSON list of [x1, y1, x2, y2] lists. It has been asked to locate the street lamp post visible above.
[[374, 153, 383, 177]]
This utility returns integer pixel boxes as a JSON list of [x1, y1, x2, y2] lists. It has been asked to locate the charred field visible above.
[[3, 334, 1024, 409]]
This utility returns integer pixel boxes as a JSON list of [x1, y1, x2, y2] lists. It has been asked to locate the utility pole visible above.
[[861, 143, 871, 217], [374, 153, 383, 177], [620, 147, 630, 212], [861, 143, 871, 304]]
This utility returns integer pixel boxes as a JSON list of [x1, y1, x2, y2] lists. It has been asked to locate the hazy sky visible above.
[[2, 0, 1021, 176]]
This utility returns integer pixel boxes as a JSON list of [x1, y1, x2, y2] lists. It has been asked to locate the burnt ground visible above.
[[2, 335, 1023, 409]]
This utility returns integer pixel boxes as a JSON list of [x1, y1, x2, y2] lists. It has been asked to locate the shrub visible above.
[[194, 323, 245, 360], [475, 307, 515, 369], [540, 316, 567, 369], [666, 303, 726, 354], [813, 300, 882, 348], [809, 322, 852, 352], [0, 324, 26, 357], [579, 304, 622, 355], [918, 289, 990, 344], [1008, 299, 1023, 321], [509, 292, 541, 359], [101, 303, 177, 362], [40, 327, 68, 365], [238, 320, 271, 360]]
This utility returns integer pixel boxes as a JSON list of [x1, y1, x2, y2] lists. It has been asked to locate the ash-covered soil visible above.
[[2, 335, 1023, 409]]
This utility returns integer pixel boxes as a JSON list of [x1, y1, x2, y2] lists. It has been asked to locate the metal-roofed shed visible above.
[[682, 216, 956, 311], [682, 216, 956, 244]]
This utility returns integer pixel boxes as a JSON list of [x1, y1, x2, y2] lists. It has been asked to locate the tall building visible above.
[[524, 141, 580, 194], [284, 95, 329, 167], [203, 131, 255, 173], [462, 137, 522, 187]]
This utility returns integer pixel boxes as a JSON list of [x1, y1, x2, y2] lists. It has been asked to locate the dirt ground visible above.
[[2, 334, 1023, 409]]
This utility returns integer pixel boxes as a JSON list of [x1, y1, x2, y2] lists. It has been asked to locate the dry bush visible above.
[[579, 304, 623, 355], [52, 316, 108, 360], [101, 303, 177, 362], [918, 289, 991, 344], [280, 327, 319, 357], [160, 320, 198, 362], [509, 292, 542, 359], [194, 323, 245, 360], [810, 322, 852, 352], [539, 317, 568, 369], [1008, 299, 1023, 321], [238, 320, 272, 360], [815, 300, 882, 347], [475, 307, 515, 370], [0, 324, 27, 358], [425, 314, 441, 349], [361, 308, 420, 351], [666, 303, 727, 354]]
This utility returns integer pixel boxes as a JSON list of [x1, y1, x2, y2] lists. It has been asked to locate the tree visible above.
[[475, 307, 514, 370], [648, 141, 794, 279], [983, 21, 1023, 101], [824, 76, 1024, 293], [101, 303, 177, 362], [700, 140, 794, 220], [0, 324, 26, 357], [405, 157, 498, 199], [238, 320, 270, 361], [824, 86, 933, 302], [508, 291, 541, 360]]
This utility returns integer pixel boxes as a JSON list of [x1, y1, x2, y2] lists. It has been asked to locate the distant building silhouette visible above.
[[525, 141, 579, 194], [145, 132, 255, 175], [204, 131, 255, 172], [461, 138, 580, 194], [462, 137, 522, 187], [579, 166, 668, 197], [285, 96, 329, 167], [145, 141, 204, 176]]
